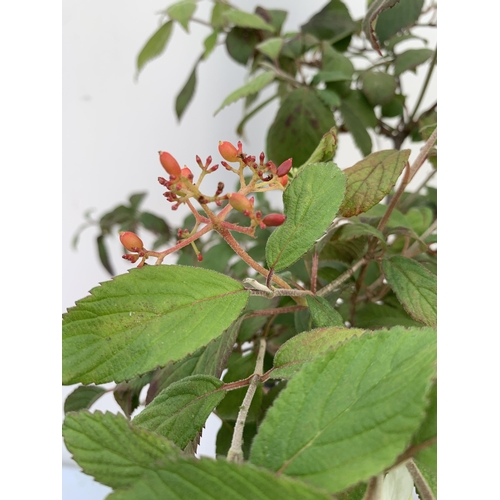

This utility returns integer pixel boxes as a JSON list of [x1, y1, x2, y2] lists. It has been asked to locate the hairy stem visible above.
[[408, 128, 437, 183], [244, 305, 306, 318], [318, 258, 367, 297], [227, 339, 266, 463], [406, 460, 436, 500], [408, 48, 437, 123], [362, 475, 384, 500]]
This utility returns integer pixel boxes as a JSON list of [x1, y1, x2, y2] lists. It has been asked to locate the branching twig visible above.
[[227, 339, 266, 463], [317, 258, 366, 297], [408, 128, 437, 183]]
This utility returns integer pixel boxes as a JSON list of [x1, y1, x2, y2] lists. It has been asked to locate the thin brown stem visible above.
[[406, 460, 436, 500], [311, 249, 319, 294], [408, 48, 437, 123], [408, 128, 437, 183], [227, 339, 266, 463], [317, 258, 366, 297], [244, 305, 306, 318], [362, 475, 384, 500]]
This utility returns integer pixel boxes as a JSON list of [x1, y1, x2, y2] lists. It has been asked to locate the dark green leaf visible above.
[[225, 27, 260, 65], [250, 327, 437, 494], [334, 222, 386, 246], [321, 42, 354, 78], [166, 0, 197, 32], [133, 375, 225, 449], [360, 71, 397, 106], [62, 266, 249, 385], [362, 0, 401, 54], [96, 235, 114, 276], [394, 48, 433, 76], [266, 162, 346, 272], [266, 88, 336, 167], [339, 149, 410, 217], [311, 70, 352, 85], [353, 302, 422, 329], [381, 94, 405, 117], [99, 205, 135, 233], [64, 385, 106, 413], [137, 21, 174, 75], [214, 71, 275, 115], [296, 127, 338, 170], [376, 0, 425, 45], [316, 89, 341, 108], [114, 372, 153, 418], [255, 7, 287, 33], [175, 58, 199, 120], [256, 37, 283, 60], [223, 9, 275, 31], [382, 256, 437, 327], [139, 212, 169, 237], [306, 295, 344, 328], [128, 193, 147, 210], [216, 420, 257, 459]]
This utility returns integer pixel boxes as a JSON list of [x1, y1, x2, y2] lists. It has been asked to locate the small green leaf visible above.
[[266, 162, 346, 272], [133, 375, 226, 449], [223, 9, 275, 32], [382, 256, 437, 327], [339, 149, 410, 217], [136, 21, 174, 75], [256, 37, 283, 60], [96, 234, 114, 276], [128, 193, 147, 210], [225, 27, 260, 65], [311, 70, 352, 85], [175, 58, 199, 120], [107, 456, 331, 500], [166, 0, 197, 32], [316, 89, 341, 108], [321, 42, 354, 78], [64, 385, 106, 413], [306, 295, 344, 328], [63, 411, 176, 489], [337, 222, 387, 245], [362, 0, 401, 54], [203, 31, 218, 60], [255, 7, 287, 33], [62, 266, 249, 385], [211, 3, 231, 28], [114, 372, 153, 418], [236, 94, 279, 136], [353, 302, 422, 329], [394, 48, 433, 76], [250, 327, 437, 494], [360, 71, 397, 106], [214, 71, 275, 115], [267, 88, 336, 167], [381, 94, 405, 117], [271, 326, 365, 379], [296, 127, 338, 170], [375, 0, 425, 45]]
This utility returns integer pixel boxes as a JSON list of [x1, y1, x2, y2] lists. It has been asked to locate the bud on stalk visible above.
[[262, 214, 286, 227], [119, 231, 144, 252], [159, 151, 182, 176], [276, 158, 292, 177], [218, 141, 240, 162], [227, 192, 253, 213]]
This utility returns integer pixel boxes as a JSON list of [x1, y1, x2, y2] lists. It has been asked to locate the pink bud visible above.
[[262, 214, 286, 227], [218, 141, 240, 162], [119, 231, 144, 252], [276, 158, 293, 177], [227, 192, 253, 213], [159, 151, 181, 176]]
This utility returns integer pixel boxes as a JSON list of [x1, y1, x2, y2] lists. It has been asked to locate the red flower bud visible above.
[[181, 167, 194, 181], [159, 151, 181, 176], [279, 174, 288, 187], [262, 213, 286, 227], [119, 231, 144, 252], [227, 192, 253, 213], [218, 141, 240, 162], [276, 158, 293, 177]]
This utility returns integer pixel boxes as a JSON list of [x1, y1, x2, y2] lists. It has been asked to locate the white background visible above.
[[61, 1, 437, 498]]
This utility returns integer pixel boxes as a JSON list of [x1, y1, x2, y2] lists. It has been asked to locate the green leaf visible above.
[[216, 420, 257, 460], [362, 0, 401, 54], [296, 127, 338, 170], [375, 0, 425, 45], [146, 317, 242, 403], [250, 327, 437, 494], [266, 88, 336, 167], [63, 411, 177, 489], [255, 7, 287, 33], [133, 375, 226, 449], [266, 162, 346, 272], [107, 456, 331, 500], [321, 42, 354, 79], [353, 302, 422, 329], [211, 3, 231, 28], [166, 0, 197, 32], [223, 9, 275, 32], [302, 0, 357, 43], [128, 193, 147, 210], [114, 372, 153, 418], [271, 326, 365, 379], [236, 94, 279, 136], [62, 266, 249, 385], [96, 235, 114, 276], [175, 58, 199, 120], [136, 21, 174, 75], [311, 70, 352, 85], [360, 71, 397, 106], [381, 94, 405, 117], [256, 37, 283, 60], [225, 27, 260, 65], [335, 222, 386, 246], [394, 48, 433, 77], [202, 31, 218, 60], [214, 71, 275, 116], [306, 295, 344, 328], [64, 385, 106, 413], [382, 256, 437, 327], [139, 212, 169, 237], [316, 89, 341, 108], [339, 149, 410, 217]]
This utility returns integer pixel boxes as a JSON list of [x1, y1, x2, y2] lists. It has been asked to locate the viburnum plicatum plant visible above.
[[63, 1, 437, 499]]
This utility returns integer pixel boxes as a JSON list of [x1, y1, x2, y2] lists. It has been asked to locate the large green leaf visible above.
[[214, 71, 275, 115], [223, 9, 275, 31], [136, 21, 174, 75], [394, 48, 433, 76], [63, 411, 176, 489], [64, 385, 106, 414], [133, 375, 225, 449], [382, 256, 437, 327], [271, 326, 365, 379], [107, 458, 331, 500], [266, 162, 346, 272], [362, 0, 401, 54], [266, 88, 336, 167], [225, 27, 260, 65], [62, 266, 249, 385], [360, 71, 397, 106], [339, 149, 410, 217], [166, 0, 197, 32], [250, 327, 437, 494], [375, 0, 425, 45]]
